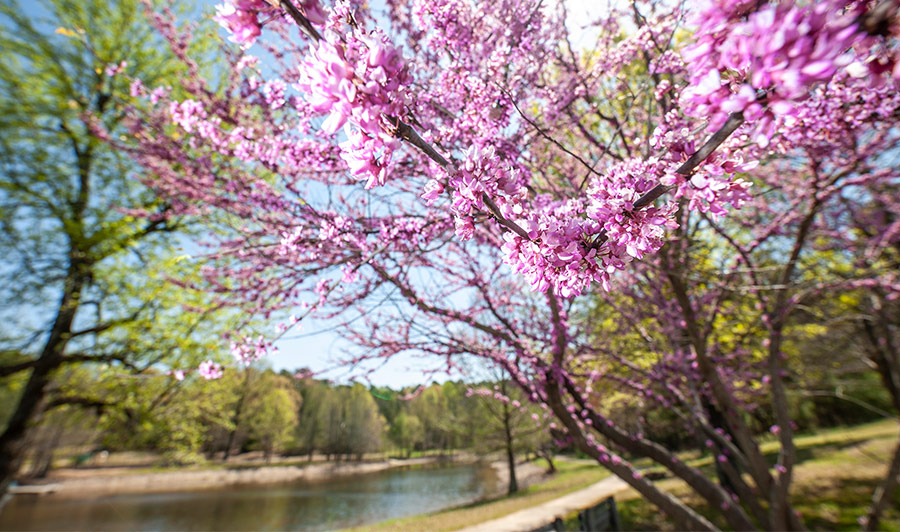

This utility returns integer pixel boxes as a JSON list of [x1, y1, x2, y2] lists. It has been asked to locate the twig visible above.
[[504, 88, 604, 181]]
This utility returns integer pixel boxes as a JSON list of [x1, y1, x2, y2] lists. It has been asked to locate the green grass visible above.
[[613, 419, 900, 531], [630, 419, 900, 478], [383, 420, 898, 532], [349, 460, 611, 532]]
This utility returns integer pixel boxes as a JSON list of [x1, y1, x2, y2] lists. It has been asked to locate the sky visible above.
[[271, 318, 461, 388]]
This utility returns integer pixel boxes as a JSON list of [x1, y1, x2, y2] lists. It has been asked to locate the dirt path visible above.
[[457, 476, 627, 532]]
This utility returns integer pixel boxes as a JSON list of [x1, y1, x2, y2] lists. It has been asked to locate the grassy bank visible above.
[[608, 420, 900, 531], [357, 420, 898, 532], [349, 460, 610, 532]]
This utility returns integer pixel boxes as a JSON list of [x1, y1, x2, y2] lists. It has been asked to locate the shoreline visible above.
[[487, 459, 552, 492], [27, 455, 476, 499]]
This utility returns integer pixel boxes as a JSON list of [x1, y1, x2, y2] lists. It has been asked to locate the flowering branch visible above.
[[634, 110, 746, 210], [276, 0, 322, 41]]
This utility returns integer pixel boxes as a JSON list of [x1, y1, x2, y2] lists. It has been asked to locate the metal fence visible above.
[[530, 496, 621, 532]]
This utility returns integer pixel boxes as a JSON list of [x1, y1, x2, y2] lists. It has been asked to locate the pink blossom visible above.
[[421, 180, 445, 205], [129, 79, 144, 98], [230, 335, 271, 365], [198, 360, 224, 380], [214, 1, 265, 45], [296, 27, 411, 188], [682, 0, 870, 144], [262, 79, 287, 110], [104, 60, 127, 77]]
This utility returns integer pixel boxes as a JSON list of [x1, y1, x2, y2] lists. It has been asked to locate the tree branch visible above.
[[0, 359, 37, 378], [44, 396, 112, 412], [277, 0, 322, 42], [634, 112, 746, 210]]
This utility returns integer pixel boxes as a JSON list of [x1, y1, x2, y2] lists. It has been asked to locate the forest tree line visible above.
[[0, 364, 557, 476]]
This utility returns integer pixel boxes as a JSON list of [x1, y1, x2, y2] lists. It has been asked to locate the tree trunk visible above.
[[30, 422, 65, 479], [0, 261, 88, 495], [538, 447, 556, 474], [502, 398, 518, 495], [863, 428, 900, 531], [0, 124, 97, 495], [223, 369, 253, 461]]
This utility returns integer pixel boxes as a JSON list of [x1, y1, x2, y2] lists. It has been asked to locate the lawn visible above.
[[354, 420, 899, 532], [612, 419, 900, 531]]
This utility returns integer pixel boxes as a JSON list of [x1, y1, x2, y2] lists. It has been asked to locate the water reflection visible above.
[[0, 463, 501, 531]]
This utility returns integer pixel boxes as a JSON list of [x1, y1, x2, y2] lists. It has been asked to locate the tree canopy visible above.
[[0, 0, 233, 492]]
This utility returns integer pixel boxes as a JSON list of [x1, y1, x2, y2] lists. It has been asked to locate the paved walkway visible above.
[[458, 475, 627, 532]]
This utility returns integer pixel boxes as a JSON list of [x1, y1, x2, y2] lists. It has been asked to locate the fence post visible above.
[[608, 496, 621, 531]]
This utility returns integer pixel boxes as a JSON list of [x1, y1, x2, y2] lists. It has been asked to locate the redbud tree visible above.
[[118, 0, 899, 530]]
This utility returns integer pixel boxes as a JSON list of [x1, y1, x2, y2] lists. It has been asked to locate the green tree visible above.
[[0, 0, 217, 490], [468, 377, 548, 495], [293, 377, 329, 460], [389, 412, 424, 458], [409, 384, 451, 452], [91, 369, 214, 464], [245, 373, 301, 462], [52, 346, 236, 465], [342, 384, 385, 460], [313, 384, 385, 460], [317, 385, 345, 460]]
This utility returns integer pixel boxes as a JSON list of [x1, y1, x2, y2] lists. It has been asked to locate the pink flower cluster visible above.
[[429, 145, 528, 240], [214, 0, 272, 45], [262, 79, 287, 110], [775, 72, 900, 153], [230, 335, 272, 365], [588, 16, 677, 79], [502, 201, 609, 297], [682, 0, 866, 145], [671, 171, 753, 217], [586, 159, 679, 260], [297, 29, 412, 188], [437, 143, 711, 298], [198, 359, 224, 380], [411, 0, 474, 55], [104, 60, 127, 77], [501, 144, 745, 298], [168, 99, 208, 134], [338, 128, 401, 189], [215, 0, 326, 46], [651, 112, 755, 216]]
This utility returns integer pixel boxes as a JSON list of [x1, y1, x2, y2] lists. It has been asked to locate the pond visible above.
[[0, 462, 502, 531]]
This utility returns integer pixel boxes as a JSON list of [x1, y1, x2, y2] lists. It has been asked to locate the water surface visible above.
[[0, 463, 501, 531]]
